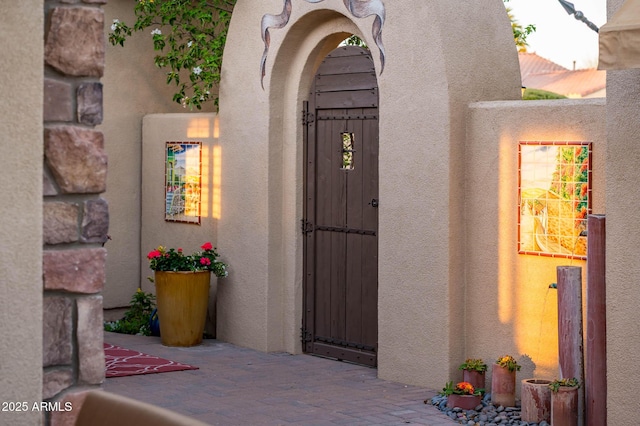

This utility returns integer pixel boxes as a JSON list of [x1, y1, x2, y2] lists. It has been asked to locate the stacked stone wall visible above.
[[43, 0, 109, 424]]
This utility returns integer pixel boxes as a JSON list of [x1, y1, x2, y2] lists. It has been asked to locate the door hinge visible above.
[[302, 112, 315, 126], [300, 327, 312, 343], [301, 219, 314, 234]]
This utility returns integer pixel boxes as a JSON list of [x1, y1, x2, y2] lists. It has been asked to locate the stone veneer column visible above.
[[43, 1, 109, 425]]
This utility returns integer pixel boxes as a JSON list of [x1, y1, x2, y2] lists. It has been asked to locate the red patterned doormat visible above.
[[104, 343, 199, 378]]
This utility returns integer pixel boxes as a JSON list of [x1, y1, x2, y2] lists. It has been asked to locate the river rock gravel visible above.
[[426, 393, 550, 426]]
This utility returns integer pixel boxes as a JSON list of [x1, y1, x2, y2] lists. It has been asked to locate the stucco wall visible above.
[[0, 1, 43, 424], [218, 0, 521, 389], [100, 1, 621, 412], [376, 0, 521, 388], [141, 113, 221, 335], [466, 99, 606, 395], [606, 1, 640, 424], [100, 0, 213, 309]]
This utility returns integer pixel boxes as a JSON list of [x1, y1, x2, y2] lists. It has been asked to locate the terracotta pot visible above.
[[463, 370, 486, 392], [491, 365, 516, 407], [551, 386, 579, 426], [521, 379, 551, 423], [155, 270, 211, 347], [447, 394, 482, 410]]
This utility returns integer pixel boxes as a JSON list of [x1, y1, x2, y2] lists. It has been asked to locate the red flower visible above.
[[456, 382, 475, 395], [199, 257, 211, 266], [147, 250, 161, 259], [201, 242, 213, 251], [178, 248, 183, 253]]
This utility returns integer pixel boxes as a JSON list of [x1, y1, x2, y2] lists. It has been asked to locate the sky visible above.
[[505, 0, 607, 70]]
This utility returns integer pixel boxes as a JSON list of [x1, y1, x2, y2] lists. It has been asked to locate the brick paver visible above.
[[103, 332, 456, 425]]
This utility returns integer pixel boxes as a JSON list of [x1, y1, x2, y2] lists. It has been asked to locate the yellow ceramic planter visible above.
[[154, 270, 210, 347]]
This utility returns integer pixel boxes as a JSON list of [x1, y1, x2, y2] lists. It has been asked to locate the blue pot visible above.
[[149, 308, 161, 337]]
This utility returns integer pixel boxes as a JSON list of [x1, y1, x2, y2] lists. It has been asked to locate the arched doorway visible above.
[[219, 0, 521, 388], [302, 45, 379, 367]]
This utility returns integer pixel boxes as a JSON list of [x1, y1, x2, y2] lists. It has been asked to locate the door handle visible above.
[[369, 199, 379, 208]]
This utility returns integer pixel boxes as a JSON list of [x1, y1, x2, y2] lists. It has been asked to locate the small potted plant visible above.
[[491, 355, 521, 407], [548, 378, 580, 426], [458, 358, 487, 391], [440, 381, 484, 410], [147, 242, 228, 347]]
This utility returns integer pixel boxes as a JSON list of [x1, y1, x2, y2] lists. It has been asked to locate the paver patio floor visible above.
[[103, 332, 456, 425]]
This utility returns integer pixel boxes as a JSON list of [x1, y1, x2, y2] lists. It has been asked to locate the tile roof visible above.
[[519, 52, 606, 98], [519, 52, 568, 77]]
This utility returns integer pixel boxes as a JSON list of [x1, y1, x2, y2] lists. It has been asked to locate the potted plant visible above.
[[521, 378, 552, 423], [549, 378, 580, 426], [491, 355, 521, 407], [440, 381, 484, 410], [147, 242, 228, 347], [458, 358, 487, 391]]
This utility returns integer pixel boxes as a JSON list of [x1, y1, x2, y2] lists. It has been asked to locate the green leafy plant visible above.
[[458, 358, 488, 372], [439, 381, 455, 396], [503, 0, 536, 52], [109, 0, 236, 110], [147, 241, 228, 277], [548, 377, 580, 392], [439, 381, 484, 397], [343, 35, 367, 48], [523, 88, 567, 100], [495, 355, 522, 372], [104, 289, 156, 336]]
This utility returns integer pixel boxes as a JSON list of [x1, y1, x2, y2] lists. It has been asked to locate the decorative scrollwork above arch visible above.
[[260, 0, 386, 88]]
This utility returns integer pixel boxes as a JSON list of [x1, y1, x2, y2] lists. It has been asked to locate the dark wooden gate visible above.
[[302, 46, 379, 367]]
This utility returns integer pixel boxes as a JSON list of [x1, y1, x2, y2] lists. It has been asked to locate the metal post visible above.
[[557, 266, 585, 426], [557, 0, 600, 33], [586, 215, 606, 426]]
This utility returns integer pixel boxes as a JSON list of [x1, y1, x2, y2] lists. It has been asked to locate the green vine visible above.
[[109, 0, 236, 110]]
